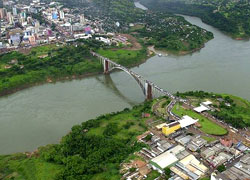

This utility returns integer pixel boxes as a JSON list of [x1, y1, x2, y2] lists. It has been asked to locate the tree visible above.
[[217, 164, 226, 172], [164, 167, 171, 179], [144, 134, 153, 141]]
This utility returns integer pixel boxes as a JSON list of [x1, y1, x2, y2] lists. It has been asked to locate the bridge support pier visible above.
[[145, 82, 153, 100], [104, 59, 109, 74]]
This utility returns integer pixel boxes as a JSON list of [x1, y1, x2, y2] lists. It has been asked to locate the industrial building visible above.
[[171, 155, 208, 180], [150, 145, 185, 173]]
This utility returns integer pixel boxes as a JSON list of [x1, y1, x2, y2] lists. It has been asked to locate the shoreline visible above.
[[0, 36, 211, 99], [0, 51, 154, 99], [148, 43, 206, 56], [177, 14, 250, 41]]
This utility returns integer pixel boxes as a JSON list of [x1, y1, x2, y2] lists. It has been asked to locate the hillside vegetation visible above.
[[0, 40, 147, 96], [0, 101, 153, 180], [140, 0, 250, 39]]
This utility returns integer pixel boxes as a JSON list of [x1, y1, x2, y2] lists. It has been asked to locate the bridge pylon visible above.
[[104, 59, 110, 74], [145, 81, 153, 100]]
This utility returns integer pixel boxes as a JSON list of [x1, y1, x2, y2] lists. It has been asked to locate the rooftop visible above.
[[178, 115, 198, 128]]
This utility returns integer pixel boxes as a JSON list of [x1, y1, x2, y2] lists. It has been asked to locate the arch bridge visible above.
[[91, 51, 176, 100]]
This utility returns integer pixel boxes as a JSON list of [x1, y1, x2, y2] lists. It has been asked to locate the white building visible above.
[[80, 14, 85, 25], [59, 10, 64, 20]]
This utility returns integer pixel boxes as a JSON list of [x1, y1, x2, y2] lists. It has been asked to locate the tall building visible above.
[[7, 12, 14, 24], [80, 14, 85, 25], [13, 7, 17, 16], [59, 10, 64, 20], [0, 8, 7, 19], [34, 21, 40, 33]]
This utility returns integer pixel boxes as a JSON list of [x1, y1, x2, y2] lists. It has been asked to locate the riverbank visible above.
[[0, 44, 153, 99], [148, 42, 206, 56], [1, 14, 250, 156], [138, 0, 250, 41], [1, 92, 249, 179]]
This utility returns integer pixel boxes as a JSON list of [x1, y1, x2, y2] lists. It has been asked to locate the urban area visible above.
[[0, 0, 131, 55], [0, 0, 249, 180]]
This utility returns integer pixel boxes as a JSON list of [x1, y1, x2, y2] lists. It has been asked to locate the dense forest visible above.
[[140, 0, 250, 39]]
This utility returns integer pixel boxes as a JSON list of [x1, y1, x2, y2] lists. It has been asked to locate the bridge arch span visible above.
[[91, 51, 175, 100], [109, 66, 146, 96]]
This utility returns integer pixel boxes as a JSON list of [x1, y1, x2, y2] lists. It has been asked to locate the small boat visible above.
[[158, 53, 162, 57]]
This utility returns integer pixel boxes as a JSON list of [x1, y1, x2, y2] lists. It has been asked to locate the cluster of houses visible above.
[[0, 0, 130, 53]]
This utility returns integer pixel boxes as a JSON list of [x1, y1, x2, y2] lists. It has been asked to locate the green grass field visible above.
[[97, 48, 147, 66], [0, 153, 62, 180], [29, 44, 58, 57], [172, 103, 227, 135]]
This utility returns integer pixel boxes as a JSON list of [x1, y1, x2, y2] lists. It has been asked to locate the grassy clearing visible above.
[[172, 103, 227, 135], [29, 44, 58, 57], [0, 154, 62, 180], [130, 24, 145, 31], [87, 108, 148, 140], [97, 48, 147, 67]]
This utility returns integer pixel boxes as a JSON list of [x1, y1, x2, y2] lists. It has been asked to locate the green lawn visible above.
[[0, 153, 62, 180], [172, 103, 227, 135]]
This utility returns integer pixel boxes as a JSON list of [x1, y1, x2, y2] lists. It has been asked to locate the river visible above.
[[0, 4, 250, 154]]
